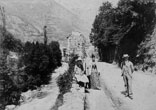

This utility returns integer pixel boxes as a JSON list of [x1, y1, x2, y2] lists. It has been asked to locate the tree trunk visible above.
[[113, 45, 118, 63], [99, 48, 102, 61]]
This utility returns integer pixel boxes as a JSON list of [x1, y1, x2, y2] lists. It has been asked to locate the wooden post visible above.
[[43, 26, 47, 45], [0, 6, 6, 33], [0, 6, 6, 55], [67, 35, 70, 62]]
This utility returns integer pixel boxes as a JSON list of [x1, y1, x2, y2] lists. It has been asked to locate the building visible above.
[[67, 31, 86, 59]]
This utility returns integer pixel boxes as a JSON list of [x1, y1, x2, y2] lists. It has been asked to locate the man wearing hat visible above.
[[121, 54, 134, 99]]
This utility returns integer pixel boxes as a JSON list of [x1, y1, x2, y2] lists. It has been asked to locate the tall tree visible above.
[[90, 0, 156, 63]]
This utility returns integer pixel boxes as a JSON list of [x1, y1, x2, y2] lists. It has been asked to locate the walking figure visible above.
[[121, 54, 134, 99]]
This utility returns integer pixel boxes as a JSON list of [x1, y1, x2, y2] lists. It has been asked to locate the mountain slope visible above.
[[55, 0, 118, 30], [0, 0, 89, 46]]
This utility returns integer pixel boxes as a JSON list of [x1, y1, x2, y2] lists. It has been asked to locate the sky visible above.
[[55, 0, 119, 29]]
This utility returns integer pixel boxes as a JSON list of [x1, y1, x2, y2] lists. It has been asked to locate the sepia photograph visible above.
[[0, 0, 156, 110]]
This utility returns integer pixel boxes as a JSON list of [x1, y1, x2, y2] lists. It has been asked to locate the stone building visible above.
[[67, 31, 86, 58]]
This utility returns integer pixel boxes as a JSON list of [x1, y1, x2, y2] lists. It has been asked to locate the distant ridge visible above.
[[0, 0, 89, 46]]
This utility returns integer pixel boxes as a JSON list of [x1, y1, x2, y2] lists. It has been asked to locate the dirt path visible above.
[[13, 62, 156, 110], [85, 89, 115, 110], [14, 63, 68, 110], [97, 62, 156, 110]]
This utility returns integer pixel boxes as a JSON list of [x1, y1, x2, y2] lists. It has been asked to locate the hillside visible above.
[[0, 0, 89, 46], [55, 0, 118, 30]]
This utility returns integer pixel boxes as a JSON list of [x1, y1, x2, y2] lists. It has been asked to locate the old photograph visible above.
[[0, 0, 156, 110]]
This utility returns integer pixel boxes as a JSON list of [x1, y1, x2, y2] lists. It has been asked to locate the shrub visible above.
[[0, 27, 62, 108], [48, 41, 62, 67], [57, 54, 78, 94], [0, 40, 62, 108], [22, 41, 62, 90], [0, 52, 22, 109], [1, 31, 24, 53]]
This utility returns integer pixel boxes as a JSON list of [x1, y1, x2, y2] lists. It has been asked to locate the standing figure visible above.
[[121, 54, 134, 99], [90, 54, 100, 90], [84, 56, 92, 89], [74, 59, 89, 91]]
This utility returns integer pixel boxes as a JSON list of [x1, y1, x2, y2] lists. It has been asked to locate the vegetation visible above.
[[0, 51, 22, 109], [22, 41, 62, 90], [0, 27, 62, 109], [1, 31, 24, 53], [53, 54, 77, 110], [57, 54, 78, 94], [137, 27, 156, 70], [90, 0, 156, 64]]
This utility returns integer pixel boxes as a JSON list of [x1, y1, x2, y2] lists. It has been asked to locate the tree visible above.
[[137, 27, 156, 70], [0, 6, 6, 33], [49, 41, 62, 67], [0, 51, 21, 109], [22, 41, 62, 89], [43, 26, 48, 45], [90, 0, 156, 64], [2, 31, 23, 53], [57, 54, 78, 94]]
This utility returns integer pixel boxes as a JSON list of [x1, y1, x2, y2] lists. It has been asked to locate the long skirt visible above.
[[90, 71, 100, 89], [87, 75, 91, 89]]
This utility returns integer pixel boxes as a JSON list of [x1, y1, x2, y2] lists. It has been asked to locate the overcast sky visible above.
[[55, 0, 119, 29]]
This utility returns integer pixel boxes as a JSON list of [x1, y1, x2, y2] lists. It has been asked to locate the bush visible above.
[[0, 27, 62, 108], [0, 52, 22, 109], [57, 54, 78, 94], [49, 41, 62, 67], [22, 41, 62, 90], [0, 29, 24, 108], [0, 40, 62, 108], [1, 31, 24, 53]]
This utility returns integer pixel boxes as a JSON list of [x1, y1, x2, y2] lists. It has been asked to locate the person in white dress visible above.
[[74, 59, 89, 89]]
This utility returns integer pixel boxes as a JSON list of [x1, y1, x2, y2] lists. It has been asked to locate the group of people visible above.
[[74, 54, 101, 92], [73, 53, 134, 99]]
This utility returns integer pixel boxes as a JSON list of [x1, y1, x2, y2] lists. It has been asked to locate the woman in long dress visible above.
[[74, 59, 89, 89], [90, 54, 100, 89]]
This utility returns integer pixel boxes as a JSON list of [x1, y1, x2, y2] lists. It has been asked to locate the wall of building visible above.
[[67, 31, 86, 58]]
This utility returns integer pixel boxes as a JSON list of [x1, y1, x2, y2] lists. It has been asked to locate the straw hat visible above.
[[77, 57, 82, 61], [122, 54, 129, 58]]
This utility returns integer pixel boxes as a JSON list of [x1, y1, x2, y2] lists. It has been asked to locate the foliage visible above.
[[0, 26, 62, 108], [22, 41, 62, 90], [48, 41, 62, 67], [0, 28, 25, 109], [137, 27, 156, 70], [0, 52, 22, 109], [57, 54, 78, 94], [1, 31, 24, 53], [90, 0, 156, 63]]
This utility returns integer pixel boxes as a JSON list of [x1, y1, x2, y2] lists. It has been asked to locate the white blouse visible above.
[[75, 74, 89, 83]]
